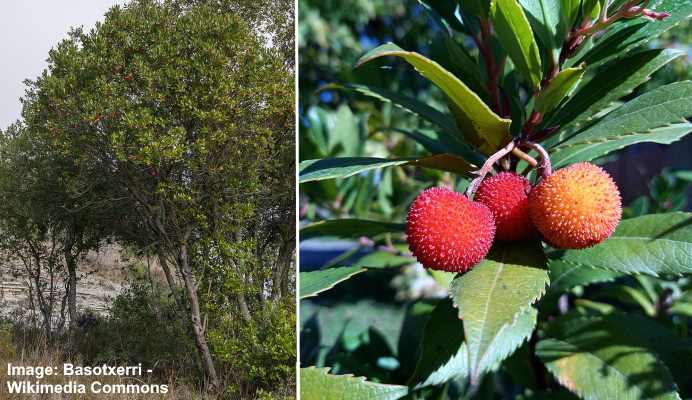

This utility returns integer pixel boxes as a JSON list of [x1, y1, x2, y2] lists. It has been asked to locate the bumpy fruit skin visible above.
[[529, 162, 621, 249], [406, 187, 495, 272], [475, 172, 535, 241]]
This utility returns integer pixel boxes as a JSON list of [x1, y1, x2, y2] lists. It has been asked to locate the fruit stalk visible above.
[[466, 141, 516, 198], [519, 141, 552, 178]]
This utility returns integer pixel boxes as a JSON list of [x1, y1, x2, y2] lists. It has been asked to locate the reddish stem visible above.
[[466, 141, 516, 198], [476, 19, 505, 116], [522, 111, 543, 141]]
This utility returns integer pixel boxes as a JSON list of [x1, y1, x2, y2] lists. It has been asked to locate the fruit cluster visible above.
[[406, 162, 622, 272]]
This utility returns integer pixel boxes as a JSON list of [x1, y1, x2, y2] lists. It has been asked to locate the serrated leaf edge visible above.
[[477, 307, 537, 375], [301, 367, 409, 398], [541, 338, 682, 400], [548, 259, 620, 292], [568, 49, 685, 131], [553, 122, 692, 151], [449, 266, 549, 381]]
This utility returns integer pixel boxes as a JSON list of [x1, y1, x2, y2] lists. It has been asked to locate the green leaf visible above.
[[430, 35, 487, 99], [460, 0, 490, 19], [550, 81, 692, 167], [672, 170, 692, 182], [576, 0, 692, 68], [300, 219, 405, 241], [408, 299, 469, 389], [476, 306, 537, 373], [669, 302, 692, 317], [331, 104, 361, 156], [300, 158, 411, 183], [581, 0, 601, 20], [320, 83, 485, 163], [537, 313, 689, 400], [548, 260, 621, 293], [534, 65, 585, 115], [351, 251, 414, 269], [299, 266, 366, 299], [410, 153, 476, 174], [560, 0, 581, 38], [547, 48, 685, 136], [300, 154, 474, 183], [393, 128, 458, 155], [594, 285, 657, 316], [300, 367, 408, 400], [573, 299, 616, 314], [417, 0, 466, 33], [301, 252, 415, 299], [518, 0, 561, 49], [490, 0, 543, 88], [449, 242, 549, 383], [321, 83, 459, 137], [301, 300, 408, 361], [356, 43, 511, 155], [559, 213, 692, 276], [397, 301, 437, 375], [552, 123, 692, 168], [408, 299, 538, 389]]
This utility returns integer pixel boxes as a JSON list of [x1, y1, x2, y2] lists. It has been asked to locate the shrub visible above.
[[74, 282, 197, 379]]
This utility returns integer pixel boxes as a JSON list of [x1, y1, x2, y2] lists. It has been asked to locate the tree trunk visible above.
[[63, 229, 79, 331], [156, 246, 185, 311], [27, 255, 52, 343], [273, 239, 293, 300], [178, 243, 220, 391], [238, 293, 252, 322], [65, 250, 78, 330]]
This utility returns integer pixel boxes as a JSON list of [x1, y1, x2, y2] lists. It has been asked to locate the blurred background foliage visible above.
[[299, 0, 692, 394]]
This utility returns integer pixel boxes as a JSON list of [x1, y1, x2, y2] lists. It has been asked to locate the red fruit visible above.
[[529, 162, 622, 249], [406, 187, 495, 272], [475, 172, 535, 241]]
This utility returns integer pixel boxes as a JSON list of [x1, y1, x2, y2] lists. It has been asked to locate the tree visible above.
[[172, 0, 295, 68], [0, 123, 111, 340], [21, 0, 293, 391]]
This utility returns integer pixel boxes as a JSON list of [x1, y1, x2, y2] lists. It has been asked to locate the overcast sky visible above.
[[0, 0, 125, 130]]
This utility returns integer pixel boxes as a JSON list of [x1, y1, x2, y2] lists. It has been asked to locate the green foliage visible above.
[[559, 213, 692, 275], [491, 0, 543, 89], [407, 299, 467, 389], [537, 313, 691, 400], [534, 65, 585, 115], [546, 48, 685, 135], [300, 219, 405, 240], [74, 282, 196, 372], [3, 0, 294, 396], [209, 300, 296, 397], [0, 322, 16, 361], [450, 243, 548, 383], [357, 43, 512, 156], [550, 82, 692, 167], [300, 0, 692, 399], [300, 367, 409, 400], [300, 266, 366, 299]]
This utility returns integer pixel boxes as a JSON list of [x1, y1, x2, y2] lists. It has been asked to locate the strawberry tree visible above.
[[299, 0, 692, 399]]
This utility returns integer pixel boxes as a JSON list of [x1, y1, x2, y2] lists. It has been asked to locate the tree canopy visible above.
[[2, 0, 294, 395]]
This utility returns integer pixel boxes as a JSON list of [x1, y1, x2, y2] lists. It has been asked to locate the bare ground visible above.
[[0, 246, 210, 399], [0, 244, 169, 320]]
